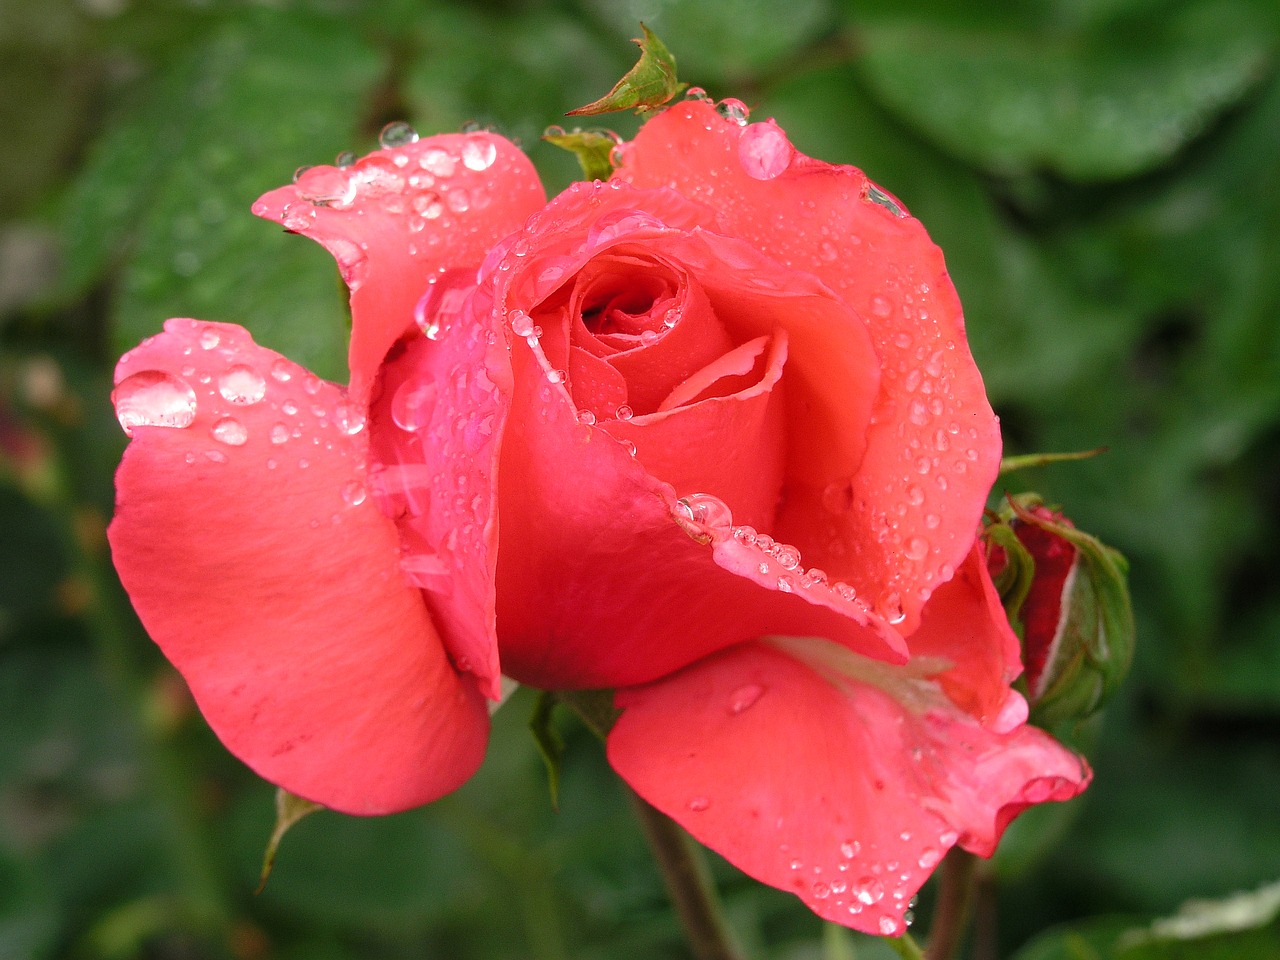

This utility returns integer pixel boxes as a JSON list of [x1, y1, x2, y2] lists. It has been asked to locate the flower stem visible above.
[[885, 933, 927, 960], [555, 690, 745, 960], [925, 848, 977, 960]]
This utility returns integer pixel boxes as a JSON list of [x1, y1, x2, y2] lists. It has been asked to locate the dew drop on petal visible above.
[[198, 327, 221, 350], [341, 480, 367, 506], [728, 683, 764, 714], [840, 840, 861, 859], [379, 120, 419, 148], [211, 416, 248, 446], [879, 917, 900, 936], [113, 371, 198, 436], [688, 797, 710, 812], [270, 423, 290, 444], [334, 398, 366, 435], [674, 493, 735, 544], [270, 359, 293, 383], [738, 122, 793, 180], [853, 877, 884, 905], [717, 98, 750, 125], [218, 364, 266, 405], [461, 137, 497, 171]]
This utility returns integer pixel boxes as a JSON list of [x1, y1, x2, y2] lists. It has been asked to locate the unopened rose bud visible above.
[[987, 498, 1135, 726]]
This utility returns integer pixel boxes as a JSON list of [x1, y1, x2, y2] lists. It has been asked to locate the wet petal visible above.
[[253, 132, 545, 403], [494, 330, 906, 691], [108, 319, 488, 814], [619, 102, 1001, 631], [368, 278, 509, 700], [608, 638, 1089, 935]]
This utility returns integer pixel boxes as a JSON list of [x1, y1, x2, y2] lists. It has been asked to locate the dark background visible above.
[[3, 0, 1279, 957]]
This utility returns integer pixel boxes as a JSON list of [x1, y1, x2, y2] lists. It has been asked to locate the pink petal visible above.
[[367, 277, 508, 699], [108, 319, 488, 814], [907, 541, 1026, 729], [619, 103, 1002, 632], [608, 638, 1089, 935], [252, 132, 545, 403], [494, 330, 906, 691]]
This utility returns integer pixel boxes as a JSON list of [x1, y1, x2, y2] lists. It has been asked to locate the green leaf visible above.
[[850, 0, 1274, 180], [55, 8, 384, 382], [257, 788, 323, 894], [567, 24, 683, 117], [541, 126, 620, 181], [527, 691, 565, 810]]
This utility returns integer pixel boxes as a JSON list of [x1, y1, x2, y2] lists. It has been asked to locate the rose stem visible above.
[[925, 847, 978, 960], [885, 932, 928, 960], [555, 690, 746, 960]]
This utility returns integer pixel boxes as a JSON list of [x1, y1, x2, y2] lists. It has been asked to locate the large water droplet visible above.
[[334, 398, 366, 435], [461, 137, 497, 171], [738, 122, 793, 180], [113, 371, 198, 436], [717, 98, 750, 125], [379, 121, 419, 149], [392, 381, 438, 432], [853, 877, 884, 905], [211, 416, 248, 446], [674, 493, 734, 544], [728, 683, 764, 714], [218, 364, 266, 405], [341, 480, 367, 507]]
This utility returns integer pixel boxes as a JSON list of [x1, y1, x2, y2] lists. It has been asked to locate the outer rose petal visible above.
[[619, 103, 1002, 631], [253, 132, 544, 403], [108, 319, 488, 814], [608, 639, 1089, 935], [494, 330, 907, 691]]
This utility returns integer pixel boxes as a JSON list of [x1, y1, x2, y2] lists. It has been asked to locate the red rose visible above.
[[108, 100, 1088, 934]]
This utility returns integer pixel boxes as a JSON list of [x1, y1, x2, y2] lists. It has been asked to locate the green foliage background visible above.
[[2, 0, 1279, 957]]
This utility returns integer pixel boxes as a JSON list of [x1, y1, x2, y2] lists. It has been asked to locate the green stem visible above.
[[884, 932, 927, 960], [998, 448, 1107, 475], [555, 690, 746, 960], [925, 848, 977, 960]]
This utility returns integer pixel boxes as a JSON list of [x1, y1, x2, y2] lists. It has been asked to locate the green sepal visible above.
[[529, 691, 566, 810], [983, 518, 1037, 628], [257, 788, 323, 893], [566, 23, 683, 117], [542, 127, 620, 182], [999, 447, 1108, 475]]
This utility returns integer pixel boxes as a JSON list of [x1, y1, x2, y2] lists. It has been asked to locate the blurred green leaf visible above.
[[56, 8, 385, 382], [849, 0, 1275, 180]]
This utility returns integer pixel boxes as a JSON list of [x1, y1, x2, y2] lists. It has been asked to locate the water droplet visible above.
[[738, 122, 793, 180], [870, 296, 892, 318], [269, 423, 290, 444], [732, 525, 757, 546], [917, 847, 941, 870], [688, 796, 710, 812], [576, 409, 597, 426], [674, 493, 735, 544], [685, 86, 710, 102], [270, 359, 293, 383], [379, 121, 419, 149], [113, 371, 198, 435], [853, 877, 884, 905], [461, 137, 497, 171], [546, 369, 566, 385], [334, 398, 366, 435], [728, 683, 764, 714], [510, 311, 536, 337], [341, 480, 367, 506], [812, 881, 831, 900], [840, 840, 861, 859], [717, 98, 750, 125], [198, 327, 221, 350], [335, 150, 357, 169], [905, 537, 928, 561], [211, 416, 248, 446], [420, 148, 457, 177], [879, 917, 899, 936], [939, 830, 959, 846], [218, 364, 266, 405], [614, 404, 634, 421]]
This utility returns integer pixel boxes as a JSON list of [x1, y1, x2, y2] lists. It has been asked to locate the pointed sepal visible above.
[[257, 788, 324, 893], [566, 24, 683, 117]]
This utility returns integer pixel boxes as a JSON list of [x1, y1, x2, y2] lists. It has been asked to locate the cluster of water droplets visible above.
[[112, 323, 368, 510], [667, 492, 906, 623], [281, 121, 499, 261]]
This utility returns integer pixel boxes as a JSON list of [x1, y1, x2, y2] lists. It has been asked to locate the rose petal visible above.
[[109, 319, 488, 814], [253, 132, 545, 403], [907, 541, 1026, 729], [600, 332, 787, 532], [619, 102, 1002, 631], [494, 331, 906, 690], [608, 638, 1089, 935], [367, 276, 509, 700]]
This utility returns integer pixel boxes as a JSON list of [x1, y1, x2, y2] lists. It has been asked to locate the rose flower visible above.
[[108, 99, 1089, 935]]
